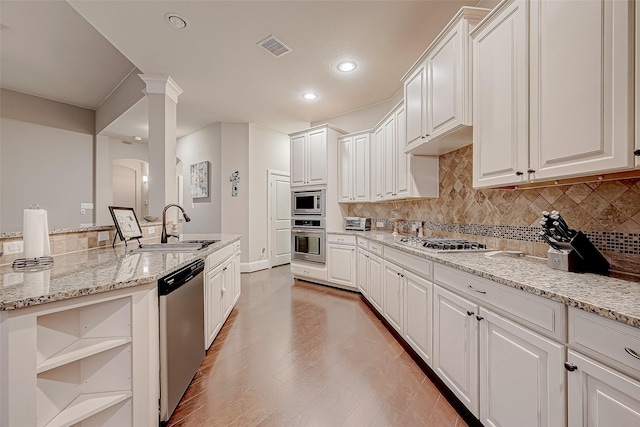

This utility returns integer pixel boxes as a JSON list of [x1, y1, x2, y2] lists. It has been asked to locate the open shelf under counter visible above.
[[36, 337, 132, 374], [45, 391, 132, 427]]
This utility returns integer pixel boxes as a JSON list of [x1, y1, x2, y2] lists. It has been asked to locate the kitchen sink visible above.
[[133, 240, 219, 252]]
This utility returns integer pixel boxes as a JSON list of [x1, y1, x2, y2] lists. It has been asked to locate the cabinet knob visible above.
[[426, 134, 430, 137], [527, 169, 536, 174], [515, 171, 524, 176], [634, 149, 640, 156], [476, 315, 484, 321], [564, 362, 578, 372], [421, 135, 426, 139], [466, 310, 474, 316]]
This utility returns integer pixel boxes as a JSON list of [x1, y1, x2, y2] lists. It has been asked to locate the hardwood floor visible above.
[[168, 265, 467, 427]]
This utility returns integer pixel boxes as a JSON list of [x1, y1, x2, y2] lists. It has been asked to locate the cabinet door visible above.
[[353, 134, 370, 201], [290, 134, 307, 187], [480, 308, 565, 427], [529, 0, 633, 180], [567, 350, 640, 427], [338, 137, 353, 202], [205, 265, 224, 349], [428, 21, 463, 138], [404, 270, 432, 365], [383, 261, 404, 334], [327, 244, 355, 287], [233, 252, 241, 303], [372, 126, 385, 200], [405, 63, 427, 147], [368, 253, 384, 312], [222, 259, 234, 320], [307, 128, 327, 185], [356, 250, 369, 296], [394, 105, 411, 198], [433, 285, 479, 416], [472, 0, 528, 188], [383, 116, 396, 199]]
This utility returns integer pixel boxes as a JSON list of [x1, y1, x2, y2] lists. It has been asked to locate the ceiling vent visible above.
[[257, 35, 292, 58]]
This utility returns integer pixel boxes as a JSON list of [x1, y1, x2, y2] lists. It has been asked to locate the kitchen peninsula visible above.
[[0, 234, 240, 426]]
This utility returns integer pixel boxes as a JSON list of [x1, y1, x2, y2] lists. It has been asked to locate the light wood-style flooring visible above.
[[168, 265, 467, 426]]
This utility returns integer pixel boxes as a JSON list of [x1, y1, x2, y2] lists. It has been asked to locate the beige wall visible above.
[[248, 124, 290, 266]]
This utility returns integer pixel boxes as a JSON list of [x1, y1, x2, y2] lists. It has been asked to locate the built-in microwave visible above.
[[292, 189, 325, 216]]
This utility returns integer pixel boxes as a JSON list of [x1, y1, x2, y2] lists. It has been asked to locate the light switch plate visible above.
[[376, 221, 385, 228], [3, 240, 24, 255], [98, 231, 109, 242], [80, 202, 94, 210], [148, 227, 155, 235]]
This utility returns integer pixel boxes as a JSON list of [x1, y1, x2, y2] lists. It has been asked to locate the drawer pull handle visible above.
[[564, 362, 577, 372], [625, 347, 640, 360], [467, 311, 474, 316], [476, 315, 484, 321], [468, 285, 487, 294]]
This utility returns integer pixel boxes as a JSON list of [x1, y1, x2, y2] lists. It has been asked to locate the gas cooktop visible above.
[[397, 237, 489, 252]]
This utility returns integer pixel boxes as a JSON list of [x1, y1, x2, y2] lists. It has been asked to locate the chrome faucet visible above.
[[161, 204, 191, 243]]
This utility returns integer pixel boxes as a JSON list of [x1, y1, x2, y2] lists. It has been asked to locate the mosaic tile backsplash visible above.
[[348, 145, 640, 274]]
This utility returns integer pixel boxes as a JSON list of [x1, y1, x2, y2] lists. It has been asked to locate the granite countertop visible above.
[[0, 234, 240, 311], [332, 230, 640, 329]]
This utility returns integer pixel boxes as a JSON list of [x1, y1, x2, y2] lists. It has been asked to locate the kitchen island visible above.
[[0, 234, 240, 427]]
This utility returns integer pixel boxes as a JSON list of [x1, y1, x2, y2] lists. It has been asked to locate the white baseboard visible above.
[[241, 259, 270, 273]]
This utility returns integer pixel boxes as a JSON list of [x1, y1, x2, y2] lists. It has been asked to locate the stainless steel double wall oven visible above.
[[291, 189, 326, 264]]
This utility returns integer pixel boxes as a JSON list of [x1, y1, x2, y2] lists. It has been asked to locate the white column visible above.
[[138, 75, 183, 222]]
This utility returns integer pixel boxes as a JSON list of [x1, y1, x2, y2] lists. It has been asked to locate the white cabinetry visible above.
[[327, 234, 356, 290], [473, 0, 634, 188], [371, 102, 439, 201], [404, 7, 489, 156], [0, 285, 157, 427], [356, 239, 384, 312], [404, 270, 433, 367], [204, 240, 241, 349], [566, 307, 640, 426], [290, 127, 328, 187], [383, 261, 404, 334], [433, 263, 566, 425], [338, 132, 370, 202]]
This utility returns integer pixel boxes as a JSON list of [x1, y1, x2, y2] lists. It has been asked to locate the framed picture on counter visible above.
[[108, 206, 143, 246]]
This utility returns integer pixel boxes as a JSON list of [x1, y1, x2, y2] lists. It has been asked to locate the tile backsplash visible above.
[[349, 145, 640, 274]]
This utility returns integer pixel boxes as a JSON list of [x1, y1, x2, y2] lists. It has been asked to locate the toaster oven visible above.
[[344, 217, 371, 231]]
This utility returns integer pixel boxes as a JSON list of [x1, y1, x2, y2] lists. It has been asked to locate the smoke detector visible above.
[[257, 35, 292, 58], [165, 13, 188, 30]]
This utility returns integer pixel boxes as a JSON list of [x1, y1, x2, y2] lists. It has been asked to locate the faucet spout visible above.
[[161, 204, 191, 243]]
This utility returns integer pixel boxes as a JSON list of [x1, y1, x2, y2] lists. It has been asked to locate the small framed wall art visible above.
[[190, 161, 209, 198]]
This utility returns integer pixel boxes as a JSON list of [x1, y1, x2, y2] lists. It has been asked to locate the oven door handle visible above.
[[292, 229, 325, 234]]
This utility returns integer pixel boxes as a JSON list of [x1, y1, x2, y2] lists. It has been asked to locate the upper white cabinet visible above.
[[404, 7, 489, 156], [290, 126, 329, 187], [473, 0, 635, 188], [372, 102, 439, 201], [338, 132, 370, 202]]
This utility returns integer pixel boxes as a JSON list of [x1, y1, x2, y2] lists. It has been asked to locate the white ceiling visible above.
[[2, 0, 480, 138]]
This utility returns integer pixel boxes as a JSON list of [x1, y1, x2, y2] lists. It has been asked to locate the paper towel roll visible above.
[[23, 208, 51, 259]]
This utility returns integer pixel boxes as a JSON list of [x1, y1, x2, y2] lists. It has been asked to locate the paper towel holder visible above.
[[13, 203, 54, 270]]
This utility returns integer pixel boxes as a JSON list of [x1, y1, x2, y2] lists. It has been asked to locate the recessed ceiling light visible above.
[[165, 13, 188, 29], [338, 61, 357, 72], [303, 93, 318, 101]]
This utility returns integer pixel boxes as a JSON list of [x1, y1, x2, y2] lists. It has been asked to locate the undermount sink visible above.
[[133, 240, 220, 252]]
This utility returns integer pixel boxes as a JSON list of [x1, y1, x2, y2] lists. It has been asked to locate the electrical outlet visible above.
[[98, 231, 110, 242], [80, 202, 94, 210], [376, 221, 385, 228], [3, 240, 24, 255], [148, 227, 155, 235]]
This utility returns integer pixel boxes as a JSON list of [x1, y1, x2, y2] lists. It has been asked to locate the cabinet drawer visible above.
[[384, 247, 432, 279], [368, 242, 383, 256], [569, 307, 640, 378], [206, 244, 234, 271], [357, 237, 369, 249], [434, 263, 565, 341], [327, 234, 356, 245], [291, 262, 327, 281]]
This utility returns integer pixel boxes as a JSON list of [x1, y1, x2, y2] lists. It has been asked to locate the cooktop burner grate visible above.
[[397, 237, 489, 252]]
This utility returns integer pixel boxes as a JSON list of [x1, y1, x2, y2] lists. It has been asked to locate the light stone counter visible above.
[[332, 230, 640, 329], [0, 234, 240, 311]]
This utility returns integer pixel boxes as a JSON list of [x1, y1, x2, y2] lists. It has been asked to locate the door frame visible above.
[[267, 169, 291, 268]]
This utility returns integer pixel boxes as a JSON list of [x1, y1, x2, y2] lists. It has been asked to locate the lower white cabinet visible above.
[[404, 270, 433, 366], [383, 261, 405, 334], [480, 307, 565, 427], [0, 285, 158, 427], [204, 242, 241, 350], [327, 234, 357, 290], [433, 283, 565, 425], [567, 350, 640, 427], [433, 284, 479, 414], [357, 247, 384, 312], [356, 249, 369, 296]]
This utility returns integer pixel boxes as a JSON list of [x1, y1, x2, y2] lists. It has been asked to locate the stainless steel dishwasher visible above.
[[158, 259, 205, 425]]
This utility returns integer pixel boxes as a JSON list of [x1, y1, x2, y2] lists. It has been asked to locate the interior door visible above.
[[269, 170, 291, 267]]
